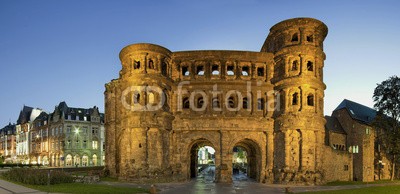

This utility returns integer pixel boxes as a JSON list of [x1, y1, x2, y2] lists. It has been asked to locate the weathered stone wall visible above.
[[105, 18, 331, 184], [323, 146, 352, 182]]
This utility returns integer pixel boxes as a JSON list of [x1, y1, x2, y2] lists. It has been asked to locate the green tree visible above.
[[373, 75, 400, 180]]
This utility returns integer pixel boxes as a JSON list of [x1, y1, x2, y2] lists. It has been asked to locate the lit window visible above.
[[92, 141, 98, 149]]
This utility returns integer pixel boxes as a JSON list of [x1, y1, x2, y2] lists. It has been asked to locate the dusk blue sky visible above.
[[1, 0, 399, 127]]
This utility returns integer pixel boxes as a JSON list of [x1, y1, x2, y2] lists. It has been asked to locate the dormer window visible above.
[[291, 33, 299, 42], [242, 66, 249, 76], [196, 65, 204, 76], [212, 65, 219, 75], [227, 65, 235, 75]]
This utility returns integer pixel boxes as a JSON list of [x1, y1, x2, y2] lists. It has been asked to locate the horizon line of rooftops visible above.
[[0, 101, 104, 130]]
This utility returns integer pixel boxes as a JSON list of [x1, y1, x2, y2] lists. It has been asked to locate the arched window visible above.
[[257, 67, 264, 76], [257, 98, 265, 110], [228, 97, 235, 108], [212, 65, 219, 75], [243, 97, 249, 109], [182, 66, 189, 76], [133, 92, 140, 104], [242, 66, 249, 76], [291, 60, 298, 71], [306, 35, 314, 42], [307, 61, 314, 71], [66, 154, 72, 166], [74, 155, 80, 167], [227, 65, 235, 75], [134, 61, 140, 69], [197, 97, 204, 109], [148, 92, 155, 104], [183, 97, 190, 109], [148, 59, 154, 69], [307, 94, 314, 106], [197, 65, 204, 75], [161, 62, 167, 76], [82, 155, 88, 167], [212, 98, 220, 109], [92, 154, 98, 166], [292, 93, 299, 105], [291, 33, 299, 42]]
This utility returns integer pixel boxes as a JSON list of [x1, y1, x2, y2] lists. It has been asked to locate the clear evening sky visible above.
[[0, 0, 399, 127]]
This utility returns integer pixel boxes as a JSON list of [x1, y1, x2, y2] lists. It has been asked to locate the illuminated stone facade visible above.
[[105, 18, 336, 184]]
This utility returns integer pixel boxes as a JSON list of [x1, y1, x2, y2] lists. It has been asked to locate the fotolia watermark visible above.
[[121, 81, 281, 112]]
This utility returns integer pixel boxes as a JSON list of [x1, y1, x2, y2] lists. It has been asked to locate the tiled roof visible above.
[[334, 99, 377, 124]]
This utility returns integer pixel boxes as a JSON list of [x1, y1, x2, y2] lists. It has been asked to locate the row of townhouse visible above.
[[0, 102, 105, 167]]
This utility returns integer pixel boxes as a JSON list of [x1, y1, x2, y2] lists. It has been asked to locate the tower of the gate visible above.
[[261, 18, 328, 183]]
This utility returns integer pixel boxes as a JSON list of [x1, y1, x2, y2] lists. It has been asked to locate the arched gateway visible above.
[[105, 18, 329, 184]]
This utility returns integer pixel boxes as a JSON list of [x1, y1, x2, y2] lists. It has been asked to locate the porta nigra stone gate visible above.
[[105, 18, 332, 184]]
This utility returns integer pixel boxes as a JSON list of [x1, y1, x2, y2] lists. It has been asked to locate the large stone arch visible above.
[[230, 137, 264, 182], [185, 136, 220, 180]]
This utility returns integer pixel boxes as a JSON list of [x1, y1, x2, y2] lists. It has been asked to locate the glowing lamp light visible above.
[[75, 128, 79, 134]]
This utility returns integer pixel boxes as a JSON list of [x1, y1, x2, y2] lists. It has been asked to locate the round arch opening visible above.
[[189, 139, 216, 180], [232, 139, 262, 181]]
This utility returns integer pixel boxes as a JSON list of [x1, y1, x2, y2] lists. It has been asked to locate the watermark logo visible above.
[[121, 81, 280, 112]]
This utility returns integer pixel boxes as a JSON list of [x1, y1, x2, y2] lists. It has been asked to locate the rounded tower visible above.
[[263, 18, 328, 184], [105, 43, 174, 181]]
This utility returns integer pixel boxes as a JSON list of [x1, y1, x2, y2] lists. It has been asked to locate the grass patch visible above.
[[25, 183, 149, 194], [300, 185, 400, 194], [326, 180, 400, 186]]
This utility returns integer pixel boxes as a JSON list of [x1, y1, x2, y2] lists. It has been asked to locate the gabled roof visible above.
[[334, 99, 377, 124], [17, 106, 34, 124], [325, 116, 346, 134], [52, 101, 102, 122]]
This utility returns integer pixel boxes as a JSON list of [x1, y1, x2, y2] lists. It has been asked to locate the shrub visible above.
[[1, 168, 74, 185]]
